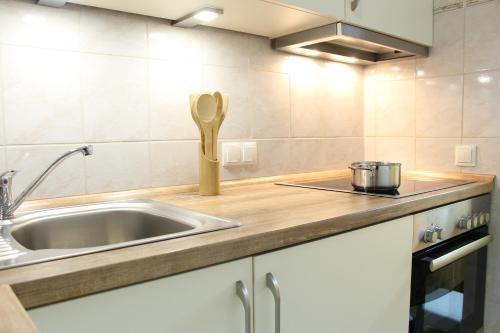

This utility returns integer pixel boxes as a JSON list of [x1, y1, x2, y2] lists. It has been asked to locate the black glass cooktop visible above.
[[276, 177, 474, 198]]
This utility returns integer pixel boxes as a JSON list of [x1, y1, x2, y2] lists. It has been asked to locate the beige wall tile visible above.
[[149, 59, 202, 140], [291, 59, 362, 137], [201, 27, 249, 68], [202, 66, 250, 139], [363, 72, 377, 137], [375, 137, 416, 169], [147, 19, 206, 64], [243, 140, 291, 178], [2, 46, 82, 144], [416, 75, 463, 137], [290, 58, 327, 137], [289, 138, 329, 173], [248, 35, 290, 73], [82, 54, 149, 142], [364, 137, 376, 160], [6, 145, 85, 200], [250, 71, 291, 138], [415, 138, 461, 171], [463, 70, 500, 137], [150, 141, 198, 188], [371, 59, 416, 81], [80, 6, 147, 57], [375, 79, 416, 137], [464, 0, 500, 72], [85, 142, 151, 194], [288, 138, 363, 173], [0, 0, 79, 50], [416, 9, 464, 77], [323, 63, 364, 137], [324, 137, 364, 168]]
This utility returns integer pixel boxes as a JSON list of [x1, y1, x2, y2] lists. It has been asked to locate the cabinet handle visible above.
[[351, 0, 360, 11], [266, 273, 281, 333], [236, 280, 251, 333]]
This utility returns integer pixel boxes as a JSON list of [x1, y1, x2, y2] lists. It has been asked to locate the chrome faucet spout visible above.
[[0, 145, 93, 220]]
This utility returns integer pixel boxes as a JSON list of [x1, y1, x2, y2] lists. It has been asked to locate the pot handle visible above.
[[349, 165, 375, 172]]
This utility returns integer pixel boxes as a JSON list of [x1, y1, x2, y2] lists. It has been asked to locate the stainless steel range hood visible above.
[[272, 22, 429, 65]]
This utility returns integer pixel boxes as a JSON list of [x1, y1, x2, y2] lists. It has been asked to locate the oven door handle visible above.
[[429, 235, 493, 272]]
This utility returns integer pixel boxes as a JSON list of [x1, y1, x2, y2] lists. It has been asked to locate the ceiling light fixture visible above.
[[37, 0, 67, 7], [172, 7, 223, 28]]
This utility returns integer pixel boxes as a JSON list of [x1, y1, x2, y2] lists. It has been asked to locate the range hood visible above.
[[272, 22, 429, 65]]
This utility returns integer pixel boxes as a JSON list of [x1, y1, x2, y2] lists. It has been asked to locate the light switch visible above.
[[222, 143, 242, 166], [455, 145, 477, 167], [242, 142, 257, 165]]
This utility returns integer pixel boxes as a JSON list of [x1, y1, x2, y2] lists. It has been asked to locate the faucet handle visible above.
[[1, 170, 18, 184], [0, 170, 17, 206]]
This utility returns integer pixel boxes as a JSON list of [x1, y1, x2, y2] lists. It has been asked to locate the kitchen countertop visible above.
[[0, 169, 495, 331]]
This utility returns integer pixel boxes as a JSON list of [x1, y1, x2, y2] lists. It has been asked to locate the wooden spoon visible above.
[[195, 94, 217, 160], [212, 92, 226, 158]]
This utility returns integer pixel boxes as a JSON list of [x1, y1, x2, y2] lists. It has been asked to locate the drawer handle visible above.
[[429, 235, 492, 272], [351, 0, 360, 11], [236, 280, 251, 333], [266, 272, 281, 333]]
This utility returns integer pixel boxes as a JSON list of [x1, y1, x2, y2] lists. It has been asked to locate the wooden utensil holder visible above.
[[198, 144, 220, 196]]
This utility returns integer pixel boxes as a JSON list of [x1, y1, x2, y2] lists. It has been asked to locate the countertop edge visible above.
[[0, 285, 38, 333]]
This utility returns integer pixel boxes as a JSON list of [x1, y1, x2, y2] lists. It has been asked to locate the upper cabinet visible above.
[[344, 0, 433, 46], [68, 0, 336, 38], [265, 0, 345, 19], [66, 0, 432, 44]]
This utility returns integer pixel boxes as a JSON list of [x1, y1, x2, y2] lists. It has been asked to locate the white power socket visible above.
[[455, 145, 477, 167], [222, 142, 258, 166]]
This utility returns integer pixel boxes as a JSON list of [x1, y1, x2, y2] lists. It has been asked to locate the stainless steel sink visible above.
[[0, 200, 239, 270]]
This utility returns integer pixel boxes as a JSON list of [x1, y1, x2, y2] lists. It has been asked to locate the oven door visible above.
[[410, 227, 491, 333]]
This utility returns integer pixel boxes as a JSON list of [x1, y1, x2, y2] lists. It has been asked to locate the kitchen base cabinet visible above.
[[28, 258, 252, 333], [253, 216, 413, 333]]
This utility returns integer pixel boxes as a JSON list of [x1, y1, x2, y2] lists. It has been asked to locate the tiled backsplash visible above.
[[0, 0, 364, 199], [364, 1, 500, 331]]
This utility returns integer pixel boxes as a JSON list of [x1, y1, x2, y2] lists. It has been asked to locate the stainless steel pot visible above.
[[348, 161, 401, 190]]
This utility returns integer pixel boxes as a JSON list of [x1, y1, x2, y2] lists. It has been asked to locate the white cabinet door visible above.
[[29, 258, 252, 333], [345, 0, 433, 45], [254, 217, 413, 333], [265, 0, 345, 18]]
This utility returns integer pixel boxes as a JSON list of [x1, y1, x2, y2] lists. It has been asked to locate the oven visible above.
[[409, 195, 492, 333]]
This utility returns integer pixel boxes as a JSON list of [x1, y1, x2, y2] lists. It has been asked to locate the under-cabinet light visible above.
[[172, 7, 223, 28]]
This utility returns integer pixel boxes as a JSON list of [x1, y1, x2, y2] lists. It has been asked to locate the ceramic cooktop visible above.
[[276, 177, 475, 198]]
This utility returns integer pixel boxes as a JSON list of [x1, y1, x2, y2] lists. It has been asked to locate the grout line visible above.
[[459, 2, 467, 174]]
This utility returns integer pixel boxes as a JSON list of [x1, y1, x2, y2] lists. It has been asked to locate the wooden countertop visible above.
[[0, 169, 494, 325]]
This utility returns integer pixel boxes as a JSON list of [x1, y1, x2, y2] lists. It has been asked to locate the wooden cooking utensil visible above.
[[189, 91, 228, 196], [212, 92, 225, 158], [195, 93, 217, 160]]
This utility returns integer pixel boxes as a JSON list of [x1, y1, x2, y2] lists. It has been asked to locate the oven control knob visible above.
[[485, 212, 491, 223], [472, 214, 479, 228], [479, 212, 486, 226], [434, 226, 444, 239], [423, 227, 438, 243], [458, 216, 472, 230]]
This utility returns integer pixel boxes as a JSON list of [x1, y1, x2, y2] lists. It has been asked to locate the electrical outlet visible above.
[[455, 145, 477, 167], [222, 142, 257, 166]]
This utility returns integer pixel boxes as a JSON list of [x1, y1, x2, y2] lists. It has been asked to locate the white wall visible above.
[[0, 0, 364, 200], [363, 0, 500, 331]]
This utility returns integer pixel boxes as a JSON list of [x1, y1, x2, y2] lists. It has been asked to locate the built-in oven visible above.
[[410, 195, 492, 333]]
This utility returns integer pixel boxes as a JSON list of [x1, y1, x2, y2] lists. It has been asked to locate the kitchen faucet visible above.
[[0, 145, 93, 220]]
